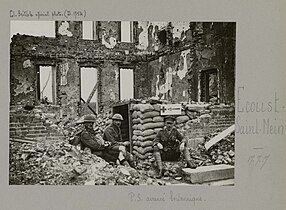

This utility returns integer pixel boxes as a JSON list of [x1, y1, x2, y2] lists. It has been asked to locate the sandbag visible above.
[[152, 104, 161, 112], [139, 104, 154, 113], [136, 147, 144, 154], [132, 111, 139, 119], [176, 115, 190, 124], [133, 104, 154, 113], [142, 134, 157, 141], [132, 141, 140, 146], [132, 118, 141, 124], [140, 140, 153, 147], [144, 152, 153, 159], [154, 128, 163, 134], [141, 122, 164, 130], [133, 145, 139, 151], [133, 130, 142, 136], [153, 116, 164, 122], [132, 135, 138, 141], [132, 124, 138, 130], [135, 146, 153, 155], [137, 136, 144, 141], [133, 150, 153, 159], [134, 124, 143, 131], [140, 111, 160, 119], [141, 118, 153, 124], [142, 129, 155, 137], [142, 146, 153, 154], [132, 150, 145, 159], [135, 140, 153, 147]]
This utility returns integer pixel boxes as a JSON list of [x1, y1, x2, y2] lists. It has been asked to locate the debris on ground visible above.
[[9, 139, 169, 185], [190, 132, 235, 167], [9, 111, 235, 185]]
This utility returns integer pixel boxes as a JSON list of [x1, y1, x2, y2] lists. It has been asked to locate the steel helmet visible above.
[[112, 113, 123, 121], [82, 114, 96, 123]]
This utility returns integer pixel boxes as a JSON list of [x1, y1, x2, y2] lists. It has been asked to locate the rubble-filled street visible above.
[[9, 119, 235, 185]]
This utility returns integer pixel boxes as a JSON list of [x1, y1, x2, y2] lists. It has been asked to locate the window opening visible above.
[[121, 21, 132, 42], [38, 66, 56, 104], [83, 21, 93, 40], [199, 69, 219, 103], [80, 67, 98, 114], [119, 68, 134, 100]]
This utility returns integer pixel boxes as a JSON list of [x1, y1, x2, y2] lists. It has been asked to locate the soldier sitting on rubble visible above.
[[79, 114, 123, 164], [153, 115, 197, 178], [103, 114, 135, 168]]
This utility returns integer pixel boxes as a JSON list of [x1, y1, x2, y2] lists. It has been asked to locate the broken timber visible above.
[[10, 137, 38, 144], [81, 81, 99, 115], [204, 124, 235, 151]]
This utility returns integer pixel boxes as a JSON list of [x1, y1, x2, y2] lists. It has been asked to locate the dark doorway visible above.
[[200, 68, 219, 102]]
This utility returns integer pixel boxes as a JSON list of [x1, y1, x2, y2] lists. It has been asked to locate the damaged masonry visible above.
[[9, 21, 235, 185]]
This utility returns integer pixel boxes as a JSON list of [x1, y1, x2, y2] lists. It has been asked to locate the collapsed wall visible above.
[[9, 105, 64, 141]]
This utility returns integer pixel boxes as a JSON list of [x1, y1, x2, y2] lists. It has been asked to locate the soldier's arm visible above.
[[81, 132, 102, 150], [104, 127, 123, 145], [177, 130, 187, 145], [153, 132, 161, 146]]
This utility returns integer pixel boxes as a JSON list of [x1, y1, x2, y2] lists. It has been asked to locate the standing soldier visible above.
[[153, 116, 197, 178], [103, 113, 135, 167]]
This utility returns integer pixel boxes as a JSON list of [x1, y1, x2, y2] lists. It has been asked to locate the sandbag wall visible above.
[[130, 102, 235, 162], [131, 104, 164, 160]]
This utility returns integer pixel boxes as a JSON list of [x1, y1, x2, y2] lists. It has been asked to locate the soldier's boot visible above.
[[125, 152, 136, 168], [120, 160, 130, 167], [154, 151, 164, 178], [183, 148, 197, 169]]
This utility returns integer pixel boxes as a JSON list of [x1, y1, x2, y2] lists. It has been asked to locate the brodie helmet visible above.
[[82, 114, 96, 123], [112, 113, 123, 121]]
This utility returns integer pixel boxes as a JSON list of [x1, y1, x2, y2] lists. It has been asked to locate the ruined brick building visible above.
[[9, 21, 235, 141]]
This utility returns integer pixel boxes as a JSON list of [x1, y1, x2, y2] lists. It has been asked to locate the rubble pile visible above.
[[175, 103, 211, 134], [190, 132, 235, 167], [9, 140, 170, 185]]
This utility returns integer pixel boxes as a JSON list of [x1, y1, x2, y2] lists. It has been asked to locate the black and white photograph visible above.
[[9, 20, 236, 186], [2, 0, 286, 209]]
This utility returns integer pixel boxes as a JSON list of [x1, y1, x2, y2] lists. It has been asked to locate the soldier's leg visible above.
[[108, 145, 128, 166], [183, 147, 197, 169], [125, 151, 135, 168], [153, 145, 163, 178]]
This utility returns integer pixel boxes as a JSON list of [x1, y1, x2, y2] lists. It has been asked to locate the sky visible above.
[[10, 21, 55, 40]]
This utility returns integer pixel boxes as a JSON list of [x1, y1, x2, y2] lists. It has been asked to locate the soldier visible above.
[[153, 115, 197, 178], [79, 115, 121, 164], [103, 113, 135, 167]]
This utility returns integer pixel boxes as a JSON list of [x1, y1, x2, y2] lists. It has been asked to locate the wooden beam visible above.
[[10, 137, 37, 144], [86, 81, 99, 104], [81, 98, 97, 115], [205, 124, 235, 151]]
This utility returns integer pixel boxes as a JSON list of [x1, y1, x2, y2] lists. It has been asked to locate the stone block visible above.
[[182, 164, 234, 184]]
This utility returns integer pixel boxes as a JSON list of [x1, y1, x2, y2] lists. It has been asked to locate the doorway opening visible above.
[[199, 68, 219, 103]]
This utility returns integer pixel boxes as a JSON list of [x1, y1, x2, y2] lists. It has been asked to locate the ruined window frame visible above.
[[79, 65, 100, 115], [36, 65, 57, 105], [118, 66, 135, 100], [198, 68, 220, 103]]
